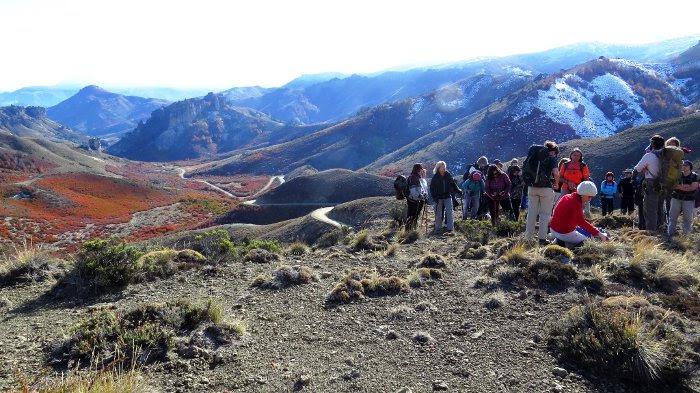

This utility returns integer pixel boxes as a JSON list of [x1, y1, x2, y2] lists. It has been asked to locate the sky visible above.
[[0, 0, 699, 91]]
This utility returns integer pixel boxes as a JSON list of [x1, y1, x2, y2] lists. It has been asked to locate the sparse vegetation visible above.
[[349, 230, 386, 252], [287, 241, 310, 256], [315, 227, 351, 248], [459, 244, 488, 259], [483, 291, 507, 309], [244, 248, 280, 264], [396, 229, 419, 244], [14, 367, 143, 393], [252, 265, 318, 289], [455, 219, 492, 244], [417, 254, 447, 269], [326, 268, 410, 303], [542, 244, 574, 261], [385, 243, 398, 257], [0, 242, 66, 286], [50, 299, 238, 369], [407, 268, 442, 288], [549, 299, 693, 386], [73, 238, 145, 289], [493, 219, 525, 237]]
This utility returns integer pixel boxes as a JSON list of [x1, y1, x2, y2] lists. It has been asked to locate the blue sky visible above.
[[0, 0, 698, 91]]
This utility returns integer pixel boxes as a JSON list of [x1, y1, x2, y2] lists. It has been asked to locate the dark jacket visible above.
[[430, 171, 461, 200], [617, 177, 635, 198], [485, 174, 511, 198], [509, 174, 524, 199]]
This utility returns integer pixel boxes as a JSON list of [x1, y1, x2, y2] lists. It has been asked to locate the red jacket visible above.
[[550, 192, 599, 236]]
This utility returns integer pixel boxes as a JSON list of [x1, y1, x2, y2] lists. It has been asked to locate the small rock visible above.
[[342, 369, 360, 380], [396, 388, 413, 393], [321, 271, 333, 279], [293, 373, 311, 391], [470, 330, 484, 339], [532, 333, 542, 343], [552, 367, 568, 378], [412, 331, 434, 344], [432, 380, 449, 391], [552, 383, 564, 392], [386, 330, 399, 340]]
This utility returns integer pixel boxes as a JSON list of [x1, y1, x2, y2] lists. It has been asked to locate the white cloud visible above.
[[0, 0, 698, 91]]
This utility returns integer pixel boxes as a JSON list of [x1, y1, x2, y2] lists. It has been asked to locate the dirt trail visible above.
[[310, 207, 344, 228]]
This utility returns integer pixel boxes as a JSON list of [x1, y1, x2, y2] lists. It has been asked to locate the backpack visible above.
[[695, 187, 700, 209], [522, 145, 552, 187], [393, 175, 409, 200], [654, 146, 684, 193]]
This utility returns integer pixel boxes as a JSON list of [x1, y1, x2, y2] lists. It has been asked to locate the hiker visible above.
[[662, 137, 685, 223], [493, 159, 504, 170], [550, 181, 608, 248], [668, 160, 698, 236], [553, 157, 568, 205], [600, 172, 617, 216], [430, 161, 461, 234], [405, 163, 429, 231], [634, 134, 684, 231], [507, 164, 524, 220], [523, 141, 560, 244], [617, 169, 636, 215], [463, 156, 489, 182], [559, 148, 591, 216], [633, 170, 646, 229], [484, 164, 511, 225], [460, 170, 485, 219]]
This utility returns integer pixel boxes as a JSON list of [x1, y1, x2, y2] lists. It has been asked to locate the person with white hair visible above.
[[549, 181, 608, 248], [430, 161, 461, 234]]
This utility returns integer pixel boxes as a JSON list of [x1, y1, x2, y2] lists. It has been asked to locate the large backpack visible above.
[[655, 146, 684, 193], [393, 175, 409, 200], [522, 145, 552, 187]]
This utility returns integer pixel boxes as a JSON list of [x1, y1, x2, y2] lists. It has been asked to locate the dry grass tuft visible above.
[[483, 291, 507, 309], [252, 265, 318, 289], [287, 242, 310, 256], [326, 268, 410, 303], [417, 254, 447, 269], [543, 244, 574, 262], [0, 242, 66, 286], [407, 268, 442, 288], [396, 229, 420, 244]]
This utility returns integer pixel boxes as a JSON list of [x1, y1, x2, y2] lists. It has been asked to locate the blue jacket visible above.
[[600, 181, 617, 199], [460, 178, 485, 196]]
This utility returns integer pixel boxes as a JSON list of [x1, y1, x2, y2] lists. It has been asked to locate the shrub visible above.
[[50, 299, 236, 369], [524, 257, 578, 287], [499, 243, 531, 266], [580, 264, 607, 293], [243, 249, 280, 264], [252, 265, 318, 289], [595, 215, 634, 229], [455, 219, 492, 244], [287, 242, 309, 256], [573, 241, 630, 265], [0, 243, 66, 286], [315, 227, 351, 248], [407, 268, 442, 288], [243, 238, 282, 254], [493, 219, 525, 237], [326, 269, 410, 304], [192, 229, 237, 259], [389, 204, 407, 226], [396, 229, 420, 244], [483, 291, 507, 309], [459, 244, 488, 260], [543, 244, 574, 262], [549, 301, 693, 386], [75, 238, 145, 289], [417, 254, 447, 269], [133, 249, 206, 280], [349, 230, 385, 252]]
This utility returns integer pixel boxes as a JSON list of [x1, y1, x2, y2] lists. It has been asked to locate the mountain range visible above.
[[46, 85, 169, 137], [0, 106, 85, 143]]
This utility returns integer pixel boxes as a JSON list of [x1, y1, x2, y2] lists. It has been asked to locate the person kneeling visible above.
[[550, 181, 608, 248]]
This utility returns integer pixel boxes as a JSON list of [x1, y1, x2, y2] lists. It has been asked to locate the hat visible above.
[[476, 156, 488, 167], [605, 171, 614, 178], [577, 181, 597, 197], [683, 160, 693, 170]]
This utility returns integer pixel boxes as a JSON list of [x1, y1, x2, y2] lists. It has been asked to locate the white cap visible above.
[[577, 181, 597, 196]]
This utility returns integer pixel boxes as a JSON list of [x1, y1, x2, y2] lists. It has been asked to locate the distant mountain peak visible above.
[[78, 85, 107, 94]]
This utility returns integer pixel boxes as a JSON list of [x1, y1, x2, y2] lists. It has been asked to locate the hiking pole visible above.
[[422, 202, 429, 234]]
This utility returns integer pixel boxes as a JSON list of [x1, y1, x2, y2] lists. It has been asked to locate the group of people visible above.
[[398, 134, 698, 248]]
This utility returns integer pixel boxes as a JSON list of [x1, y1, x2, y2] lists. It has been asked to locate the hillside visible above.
[[46, 85, 169, 137], [255, 169, 392, 204], [0, 106, 86, 143], [196, 72, 532, 175], [0, 86, 79, 107], [108, 93, 323, 161], [370, 57, 695, 175]]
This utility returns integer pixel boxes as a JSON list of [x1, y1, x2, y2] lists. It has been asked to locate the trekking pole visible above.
[[422, 203, 429, 234]]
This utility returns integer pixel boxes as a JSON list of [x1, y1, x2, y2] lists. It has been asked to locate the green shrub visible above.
[[549, 301, 693, 386], [192, 229, 237, 258], [315, 227, 351, 248], [134, 249, 206, 279], [75, 238, 145, 289], [455, 219, 492, 244], [243, 238, 282, 254], [493, 219, 525, 237], [459, 244, 488, 260]]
